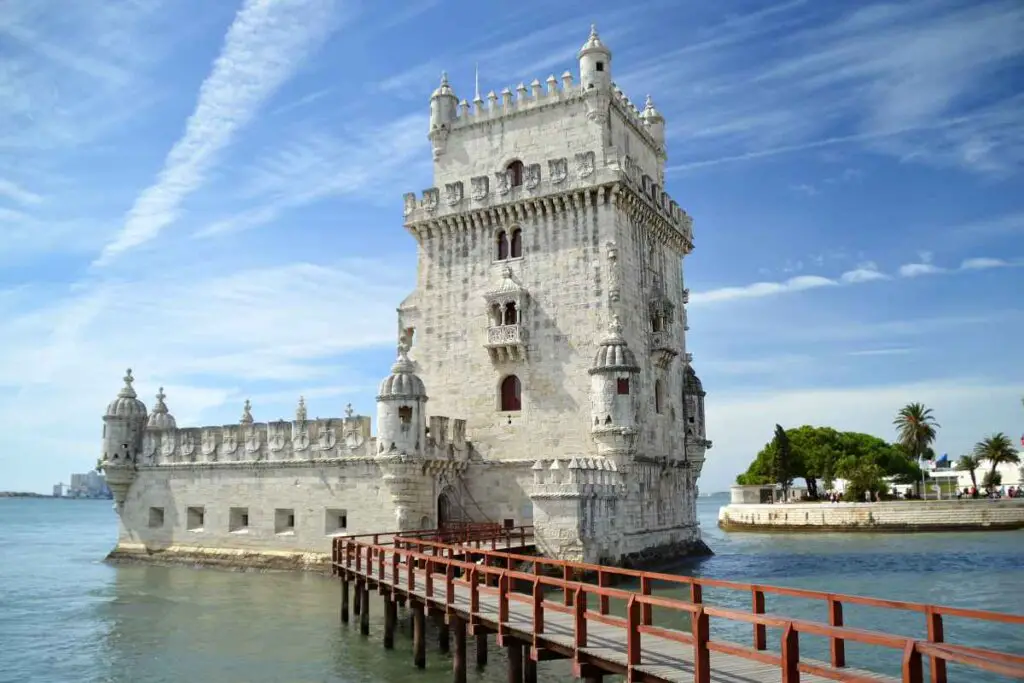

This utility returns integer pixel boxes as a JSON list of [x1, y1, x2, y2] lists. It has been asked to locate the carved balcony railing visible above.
[[649, 330, 679, 369], [485, 324, 526, 363]]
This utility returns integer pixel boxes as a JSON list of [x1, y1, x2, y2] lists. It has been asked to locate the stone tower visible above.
[[101, 369, 148, 509], [398, 26, 709, 562]]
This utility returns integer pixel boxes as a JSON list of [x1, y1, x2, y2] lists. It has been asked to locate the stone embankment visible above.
[[718, 499, 1024, 532]]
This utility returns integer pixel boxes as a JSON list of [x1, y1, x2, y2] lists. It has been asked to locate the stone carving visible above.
[[293, 426, 310, 452], [222, 429, 238, 455], [143, 434, 157, 460], [423, 187, 439, 212], [345, 403, 354, 418], [316, 423, 337, 451], [471, 175, 489, 200], [494, 170, 510, 195], [394, 506, 410, 529], [180, 432, 196, 457], [161, 432, 176, 457], [444, 181, 463, 206], [240, 399, 253, 425], [575, 151, 595, 178], [606, 241, 620, 304], [268, 426, 286, 452], [549, 157, 568, 184], [296, 396, 307, 423], [344, 425, 365, 450], [403, 192, 416, 217], [525, 163, 541, 189], [244, 428, 261, 454], [201, 430, 217, 457]]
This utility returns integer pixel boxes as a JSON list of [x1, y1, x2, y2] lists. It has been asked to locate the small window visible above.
[[398, 406, 412, 424], [275, 508, 295, 534], [496, 230, 509, 260], [596, 61, 604, 72], [654, 380, 665, 414], [229, 507, 249, 533], [652, 315, 663, 332], [500, 375, 522, 412], [510, 228, 522, 258], [617, 378, 630, 395], [507, 160, 524, 188], [148, 507, 165, 528], [325, 508, 348, 535], [186, 506, 205, 531]]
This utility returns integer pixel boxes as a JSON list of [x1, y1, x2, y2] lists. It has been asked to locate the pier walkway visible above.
[[332, 525, 1024, 683]]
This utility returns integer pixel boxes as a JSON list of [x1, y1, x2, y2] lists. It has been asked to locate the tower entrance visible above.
[[437, 491, 453, 530]]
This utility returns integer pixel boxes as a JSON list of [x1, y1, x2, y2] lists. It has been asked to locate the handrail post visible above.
[[902, 641, 924, 683], [425, 558, 434, 598], [598, 570, 610, 615], [692, 606, 710, 683], [828, 596, 845, 668], [626, 596, 641, 667], [407, 551, 415, 591], [781, 622, 799, 683], [355, 544, 362, 572], [532, 577, 544, 636], [563, 565, 573, 606], [498, 573, 510, 642], [926, 607, 947, 683], [573, 586, 587, 648], [690, 580, 702, 605], [391, 550, 399, 585], [446, 563, 455, 606], [470, 568, 479, 614], [640, 575, 652, 626], [752, 587, 767, 650]]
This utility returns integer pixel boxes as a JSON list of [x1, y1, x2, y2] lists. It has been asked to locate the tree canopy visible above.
[[736, 425, 922, 499]]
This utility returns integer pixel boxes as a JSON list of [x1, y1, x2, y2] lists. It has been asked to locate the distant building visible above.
[[66, 471, 111, 499]]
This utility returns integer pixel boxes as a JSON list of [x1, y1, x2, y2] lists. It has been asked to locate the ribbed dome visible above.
[[579, 24, 610, 57], [106, 369, 148, 419], [146, 387, 176, 430], [589, 316, 640, 373], [431, 71, 457, 99], [377, 348, 427, 400], [683, 364, 705, 395], [641, 94, 664, 123]]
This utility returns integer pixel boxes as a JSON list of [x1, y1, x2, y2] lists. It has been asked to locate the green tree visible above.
[[956, 454, 980, 490], [893, 403, 940, 463], [836, 457, 887, 502], [973, 433, 1020, 491], [771, 424, 793, 500]]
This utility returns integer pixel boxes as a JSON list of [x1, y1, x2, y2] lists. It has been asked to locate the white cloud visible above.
[[703, 379, 1024, 491], [94, 0, 340, 266], [960, 257, 1010, 270], [840, 266, 888, 283], [0, 177, 42, 205], [897, 262, 945, 278], [689, 274, 836, 305]]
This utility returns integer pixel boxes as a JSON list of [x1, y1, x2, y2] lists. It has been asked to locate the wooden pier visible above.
[[331, 524, 1024, 682]]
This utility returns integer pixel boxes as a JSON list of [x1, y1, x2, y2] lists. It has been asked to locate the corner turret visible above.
[[146, 387, 176, 431], [682, 362, 711, 470], [101, 369, 148, 509], [428, 72, 459, 160], [376, 341, 428, 456], [588, 316, 640, 461], [641, 94, 665, 151], [578, 24, 612, 92]]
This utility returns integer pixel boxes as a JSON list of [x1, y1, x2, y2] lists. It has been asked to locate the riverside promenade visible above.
[[332, 523, 1024, 682]]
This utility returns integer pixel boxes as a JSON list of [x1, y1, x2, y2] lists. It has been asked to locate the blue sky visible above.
[[2, 0, 1022, 495]]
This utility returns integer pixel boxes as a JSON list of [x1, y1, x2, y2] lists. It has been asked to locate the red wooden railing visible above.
[[333, 535, 1024, 683]]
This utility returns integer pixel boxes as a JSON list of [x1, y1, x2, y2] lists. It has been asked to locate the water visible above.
[[0, 497, 1021, 683]]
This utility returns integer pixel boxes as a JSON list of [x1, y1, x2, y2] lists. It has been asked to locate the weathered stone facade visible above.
[[101, 26, 712, 570]]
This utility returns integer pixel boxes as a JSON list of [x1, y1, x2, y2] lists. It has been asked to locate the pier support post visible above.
[[523, 644, 536, 683], [340, 578, 349, 623], [383, 595, 396, 649], [452, 615, 467, 683], [436, 612, 450, 653], [475, 632, 488, 668], [353, 579, 362, 615], [507, 640, 523, 683], [412, 601, 426, 669], [359, 585, 370, 636]]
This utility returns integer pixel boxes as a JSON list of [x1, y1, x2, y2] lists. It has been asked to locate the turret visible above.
[[587, 316, 640, 461], [101, 369, 148, 509], [578, 24, 612, 92], [146, 387, 176, 431], [641, 94, 665, 150], [428, 72, 459, 160], [682, 363, 711, 468], [376, 343, 428, 456]]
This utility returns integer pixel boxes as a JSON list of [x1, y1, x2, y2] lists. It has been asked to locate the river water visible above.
[[0, 497, 1020, 683]]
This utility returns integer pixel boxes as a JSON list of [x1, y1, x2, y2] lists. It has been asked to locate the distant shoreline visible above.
[[0, 492, 52, 498]]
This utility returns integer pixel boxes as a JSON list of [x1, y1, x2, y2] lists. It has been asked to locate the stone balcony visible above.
[[649, 330, 679, 369], [486, 324, 526, 362]]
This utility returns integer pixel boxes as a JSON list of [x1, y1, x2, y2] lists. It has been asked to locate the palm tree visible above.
[[956, 454, 980, 490], [973, 433, 1020, 490], [893, 403, 940, 496]]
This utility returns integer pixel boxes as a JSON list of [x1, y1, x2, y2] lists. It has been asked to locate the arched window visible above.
[[490, 303, 502, 326], [654, 379, 665, 414], [500, 375, 522, 412], [502, 302, 517, 325], [507, 160, 524, 188], [510, 228, 523, 258], [496, 230, 508, 260]]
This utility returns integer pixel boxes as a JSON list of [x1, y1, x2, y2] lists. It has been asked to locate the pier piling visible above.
[[340, 577, 349, 623], [359, 584, 370, 636], [452, 615, 467, 683], [353, 578, 362, 615], [523, 645, 536, 683], [475, 631, 488, 668], [507, 639, 522, 683], [436, 611, 450, 653], [412, 600, 426, 669], [383, 595, 396, 649]]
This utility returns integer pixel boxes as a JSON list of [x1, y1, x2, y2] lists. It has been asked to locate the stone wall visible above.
[[718, 500, 1024, 532]]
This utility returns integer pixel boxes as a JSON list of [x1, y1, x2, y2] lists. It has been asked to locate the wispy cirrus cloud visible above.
[[691, 255, 1018, 305], [0, 178, 43, 206], [94, 0, 342, 267]]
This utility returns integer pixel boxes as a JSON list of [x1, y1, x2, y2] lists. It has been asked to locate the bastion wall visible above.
[[718, 500, 1024, 532]]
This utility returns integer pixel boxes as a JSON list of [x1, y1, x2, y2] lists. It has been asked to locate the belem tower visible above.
[[100, 26, 712, 571]]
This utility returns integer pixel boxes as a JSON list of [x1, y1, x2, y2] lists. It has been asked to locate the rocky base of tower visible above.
[[105, 542, 333, 574]]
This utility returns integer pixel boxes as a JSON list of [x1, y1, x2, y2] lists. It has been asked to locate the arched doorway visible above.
[[437, 491, 452, 530]]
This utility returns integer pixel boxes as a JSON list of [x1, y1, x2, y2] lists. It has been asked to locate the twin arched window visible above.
[[500, 375, 522, 412], [496, 228, 522, 260]]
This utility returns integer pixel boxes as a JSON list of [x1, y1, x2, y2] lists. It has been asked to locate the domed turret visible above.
[[376, 343, 428, 456], [146, 387, 176, 430], [101, 369, 149, 510], [682, 363, 709, 459], [641, 94, 665, 148], [578, 24, 612, 91], [240, 399, 254, 425], [429, 72, 459, 159], [588, 317, 640, 450]]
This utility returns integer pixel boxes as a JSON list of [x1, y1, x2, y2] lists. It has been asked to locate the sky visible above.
[[1, 0, 1022, 495]]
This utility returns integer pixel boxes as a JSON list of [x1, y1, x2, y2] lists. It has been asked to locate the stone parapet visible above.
[[718, 500, 1024, 532]]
